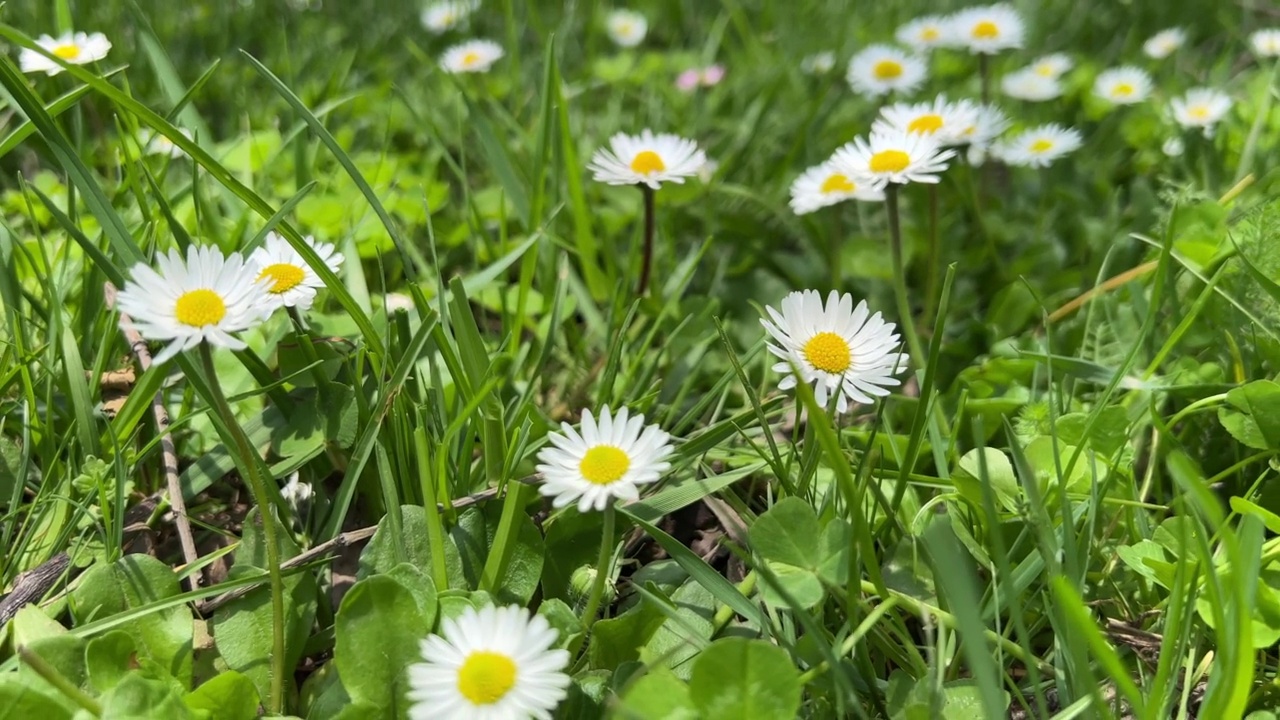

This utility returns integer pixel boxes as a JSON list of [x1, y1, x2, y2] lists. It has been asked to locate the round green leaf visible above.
[[689, 637, 801, 720], [334, 574, 429, 713]]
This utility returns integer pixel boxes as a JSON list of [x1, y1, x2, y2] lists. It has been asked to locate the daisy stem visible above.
[[581, 504, 616, 629], [197, 342, 288, 714], [923, 184, 940, 328], [885, 186, 926, 370], [287, 307, 331, 402], [636, 186, 656, 296]]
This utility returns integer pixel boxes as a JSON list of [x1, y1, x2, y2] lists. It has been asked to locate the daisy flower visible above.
[[19, 32, 112, 76], [1251, 29, 1280, 58], [1171, 87, 1232, 136], [407, 604, 571, 720], [789, 160, 884, 215], [249, 232, 344, 314], [588, 130, 706, 189], [761, 290, 908, 413], [896, 15, 953, 52], [535, 406, 674, 512], [1001, 68, 1063, 101], [115, 245, 271, 365], [801, 51, 836, 75], [1027, 53, 1073, 79], [1143, 28, 1186, 59], [606, 9, 647, 48], [140, 127, 194, 159], [872, 96, 980, 146], [830, 130, 955, 189], [846, 45, 927, 97], [951, 4, 1024, 54], [1162, 137, 1185, 157], [676, 65, 725, 92], [440, 39, 504, 74], [1093, 66, 1153, 105], [420, 1, 477, 34], [993, 124, 1083, 168], [955, 103, 1010, 149]]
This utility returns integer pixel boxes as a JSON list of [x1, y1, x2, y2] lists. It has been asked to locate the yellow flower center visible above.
[[174, 289, 227, 328], [53, 44, 81, 60], [1035, 64, 1055, 77], [456, 651, 517, 705], [869, 149, 910, 174], [907, 114, 944, 134], [1112, 83, 1134, 97], [1030, 139, 1054, 153], [972, 21, 1000, 39], [629, 150, 666, 175], [873, 60, 903, 80], [819, 173, 855, 194], [579, 445, 631, 485], [617, 21, 633, 35], [1188, 105, 1210, 120], [803, 332, 852, 374], [461, 51, 481, 68], [258, 263, 306, 294], [921, 27, 940, 41]]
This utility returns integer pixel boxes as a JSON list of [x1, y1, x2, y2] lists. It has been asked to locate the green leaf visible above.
[[183, 671, 261, 720], [952, 447, 1020, 513], [688, 638, 801, 720], [451, 506, 545, 606], [0, 676, 74, 720], [358, 505, 464, 585], [99, 673, 193, 719], [589, 594, 668, 670], [334, 575, 429, 714], [1222, 380, 1280, 450], [749, 497, 820, 568], [616, 668, 697, 720], [86, 631, 137, 694]]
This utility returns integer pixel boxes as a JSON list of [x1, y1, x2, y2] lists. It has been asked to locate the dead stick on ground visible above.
[[105, 282, 200, 591]]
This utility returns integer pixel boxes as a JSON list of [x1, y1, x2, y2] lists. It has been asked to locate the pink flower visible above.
[[676, 68, 701, 92], [701, 64, 725, 86], [676, 65, 726, 92]]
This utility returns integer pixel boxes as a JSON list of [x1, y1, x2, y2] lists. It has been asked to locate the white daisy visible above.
[[606, 10, 648, 48], [1171, 87, 1232, 135], [830, 130, 955, 189], [139, 127, 193, 159], [407, 604, 571, 720], [420, 1, 477, 34], [846, 45, 927, 98], [1143, 28, 1186, 59], [588, 130, 706, 189], [789, 160, 884, 215], [1001, 68, 1063, 101], [955, 103, 1010, 148], [440, 39, 504, 74], [1162, 137, 1185, 157], [1252, 29, 1280, 58], [993, 124, 1083, 168], [872, 96, 980, 146], [19, 32, 112, 76], [895, 15, 953, 52], [761, 290, 908, 413], [801, 51, 836, 75], [951, 4, 1024, 54], [248, 232, 344, 314], [1028, 53, 1073, 79], [1093, 66, 1153, 105], [535, 406, 674, 513], [115, 245, 271, 365]]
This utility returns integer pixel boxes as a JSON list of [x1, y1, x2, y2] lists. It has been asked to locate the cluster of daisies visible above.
[[418, 0, 505, 74]]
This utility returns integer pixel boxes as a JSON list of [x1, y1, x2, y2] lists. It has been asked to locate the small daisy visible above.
[[606, 9, 648, 48], [536, 406, 674, 512], [1093, 66, 1153, 105], [1001, 68, 1063, 101], [115, 245, 271, 365], [1162, 137, 1185, 157], [420, 0, 477, 34], [761, 290, 908, 413], [993, 124, 1083, 168], [1028, 53, 1073, 79], [1143, 28, 1186, 59], [1171, 87, 1232, 136], [1251, 29, 1280, 58], [895, 15, 953, 52], [249, 232, 344, 314], [407, 604, 571, 720], [951, 4, 1024, 54], [846, 45, 927, 98], [872, 96, 980, 146], [955, 103, 1011, 149], [19, 32, 112, 76], [440, 39, 504, 74], [801, 51, 836, 75], [588, 130, 706, 189], [789, 160, 884, 215], [139, 127, 193, 159], [830, 130, 955, 189]]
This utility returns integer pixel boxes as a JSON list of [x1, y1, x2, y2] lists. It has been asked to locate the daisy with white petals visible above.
[[955, 103, 1010, 149], [1001, 68, 1063, 101], [761, 290, 908, 413], [407, 604, 571, 720], [19, 32, 112, 76], [536, 406, 674, 512], [789, 161, 883, 215], [993, 124, 1083, 168], [1251, 29, 1280, 58], [249, 232, 344, 314], [1171, 88, 1232, 136], [115, 245, 271, 365], [588, 130, 706, 189], [440, 39, 504, 74], [896, 15, 953, 52], [1028, 53, 1073, 79], [873, 96, 980, 146], [420, 1, 477, 34], [606, 9, 648, 48], [1093, 66, 1153, 105], [1143, 28, 1186, 59], [951, 4, 1024, 54], [846, 45, 927, 98], [830, 130, 954, 189]]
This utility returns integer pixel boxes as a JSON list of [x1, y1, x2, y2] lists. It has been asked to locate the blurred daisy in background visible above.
[[606, 9, 648, 48], [896, 15, 953, 52], [1001, 68, 1063, 101], [789, 160, 884, 215], [801, 51, 836, 75], [873, 96, 980, 146], [139, 127, 193, 159], [1162, 137, 1185, 157], [1251, 29, 1280, 58], [440, 39, 504, 73], [536, 406, 674, 512], [955, 103, 1011, 150], [19, 31, 111, 75], [1143, 28, 1186, 59], [250, 232, 345, 314], [420, 0, 477, 34], [1171, 87, 1232, 136], [830, 130, 955, 188], [676, 64, 725, 92], [1028, 53, 1073, 79], [951, 4, 1024, 54], [994, 124, 1083, 167], [588, 130, 706, 189], [847, 45, 927, 97], [1093, 66, 1153, 104]]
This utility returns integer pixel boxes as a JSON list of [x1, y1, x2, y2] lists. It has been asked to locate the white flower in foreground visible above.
[[1093, 66, 1153, 105], [955, 103, 1011, 148], [789, 160, 884, 215], [951, 4, 1024, 54], [761, 290, 908, 413], [588, 130, 706, 189], [249, 232, 344, 313], [536, 406, 673, 512], [1143, 28, 1186, 59], [1171, 87, 1232, 136], [873, 96, 980, 146], [993, 124, 1083, 168], [846, 45, 927, 97], [896, 15, 953, 52], [801, 51, 836, 75], [115, 245, 271, 365], [1001, 68, 1063, 101], [830, 130, 955, 189], [19, 32, 111, 76], [407, 604, 571, 720], [440, 39, 504, 74], [140, 127, 193, 159], [420, 1, 477, 34], [1028, 53, 1073, 79], [606, 9, 648, 48], [1252, 29, 1280, 58]]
